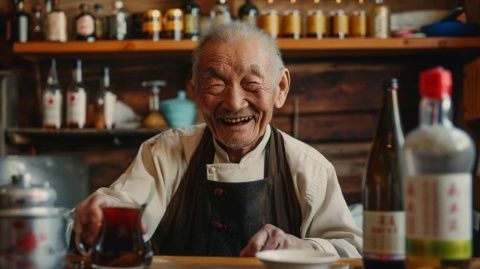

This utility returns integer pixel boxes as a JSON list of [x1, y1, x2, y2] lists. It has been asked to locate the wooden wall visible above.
[[0, 0, 474, 205]]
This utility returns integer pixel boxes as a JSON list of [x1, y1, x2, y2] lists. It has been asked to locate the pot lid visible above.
[[0, 170, 57, 210]]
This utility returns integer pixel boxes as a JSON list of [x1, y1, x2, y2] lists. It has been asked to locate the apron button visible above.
[[213, 187, 225, 196], [212, 221, 227, 231]]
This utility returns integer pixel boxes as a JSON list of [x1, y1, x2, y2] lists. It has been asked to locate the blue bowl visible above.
[[421, 22, 480, 37]]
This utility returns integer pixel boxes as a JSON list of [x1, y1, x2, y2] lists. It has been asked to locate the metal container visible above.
[[0, 171, 73, 269]]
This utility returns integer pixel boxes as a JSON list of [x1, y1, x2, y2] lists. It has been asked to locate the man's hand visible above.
[[73, 193, 107, 246], [239, 224, 316, 257]]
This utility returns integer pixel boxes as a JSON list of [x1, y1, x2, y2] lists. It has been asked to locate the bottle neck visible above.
[[16, 1, 25, 12], [74, 67, 82, 83], [149, 89, 160, 111], [419, 95, 452, 127], [380, 88, 404, 143]]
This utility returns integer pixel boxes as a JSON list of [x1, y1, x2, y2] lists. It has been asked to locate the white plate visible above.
[[256, 249, 339, 269]]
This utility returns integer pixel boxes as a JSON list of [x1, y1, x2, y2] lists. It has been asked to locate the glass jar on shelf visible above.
[[258, 0, 279, 39], [306, 0, 328, 39], [331, 0, 349, 39], [142, 80, 168, 129], [143, 9, 162, 41], [350, 0, 367, 38], [282, 0, 301, 39], [164, 8, 183, 41]]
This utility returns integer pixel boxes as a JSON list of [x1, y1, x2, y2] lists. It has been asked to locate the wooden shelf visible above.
[[13, 37, 480, 59], [6, 127, 168, 147]]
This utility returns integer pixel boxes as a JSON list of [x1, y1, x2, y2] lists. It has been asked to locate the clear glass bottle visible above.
[[363, 78, 405, 269], [75, 3, 96, 42], [45, 0, 67, 42], [30, 4, 44, 41], [238, 0, 259, 27], [210, 0, 231, 30], [404, 67, 476, 269], [94, 67, 117, 129], [370, 0, 390, 38], [66, 60, 87, 129], [12, 0, 30, 43], [307, 0, 328, 39], [183, 0, 200, 41], [258, 0, 279, 39], [108, 0, 129, 40], [94, 3, 105, 40], [42, 59, 62, 130], [141, 80, 168, 129]]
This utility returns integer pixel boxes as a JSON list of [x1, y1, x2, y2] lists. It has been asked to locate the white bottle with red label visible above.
[[66, 60, 87, 129], [42, 59, 63, 129], [403, 67, 476, 269]]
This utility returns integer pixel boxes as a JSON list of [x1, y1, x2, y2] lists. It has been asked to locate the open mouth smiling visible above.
[[220, 116, 255, 125]]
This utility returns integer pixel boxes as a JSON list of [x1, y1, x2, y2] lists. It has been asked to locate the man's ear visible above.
[[274, 68, 290, 109]]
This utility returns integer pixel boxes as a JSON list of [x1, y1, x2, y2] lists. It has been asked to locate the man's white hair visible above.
[[191, 22, 285, 86]]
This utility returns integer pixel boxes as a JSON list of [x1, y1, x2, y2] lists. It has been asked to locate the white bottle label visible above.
[[76, 15, 95, 36], [42, 91, 62, 128], [364, 211, 405, 260], [46, 12, 67, 42], [104, 92, 117, 129], [405, 174, 472, 259], [67, 90, 87, 128]]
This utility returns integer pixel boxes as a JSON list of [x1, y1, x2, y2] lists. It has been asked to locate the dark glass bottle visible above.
[[363, 78, 405, 269], [30, 4, 44, 41], [12, 0, 30, 43], [75, 3, 96, 42], [107, 0, 129, 40], [183, 0, 200, 40], [238, 0, 259, 27], [94, 3, 106, 40]]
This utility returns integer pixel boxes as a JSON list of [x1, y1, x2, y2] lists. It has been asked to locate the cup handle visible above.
[[75, 233, 92, 257]]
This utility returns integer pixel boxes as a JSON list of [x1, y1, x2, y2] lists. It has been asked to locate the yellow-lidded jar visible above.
[[258, 9, 280, 38], [143, 9, 162, 40], [164, 8, 183, 40]]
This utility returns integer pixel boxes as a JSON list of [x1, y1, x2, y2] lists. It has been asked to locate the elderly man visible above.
[[74, 22, 362, 257]]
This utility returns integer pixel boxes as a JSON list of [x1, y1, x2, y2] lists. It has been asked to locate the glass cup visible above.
[[76, 204, 153, 269]]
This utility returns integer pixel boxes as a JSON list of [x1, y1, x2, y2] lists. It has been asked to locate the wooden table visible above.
[[65, 256, 480, 269], [65, 256, 363, 269]]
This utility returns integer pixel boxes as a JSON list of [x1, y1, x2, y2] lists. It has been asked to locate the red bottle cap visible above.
[[420, 66, 452, 100]]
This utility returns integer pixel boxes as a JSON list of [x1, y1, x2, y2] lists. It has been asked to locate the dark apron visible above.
[[151, 127, 302, 256]]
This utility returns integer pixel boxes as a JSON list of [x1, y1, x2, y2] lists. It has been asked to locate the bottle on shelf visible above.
[[370, 0, 390, 38], [30, 4, 44, 41], [44, 0, 52, 14], [42, 59, 63, 130], [75, 3, 96, 42], [164, 8, 183, 41], [66, 60, 88, 129], [107, 0, 129, 40], [143, 9, 162, 41], [404, 67, 476, 269], [210, 0, 231, 30], [258, 0, 279, 39], [93, 67, 117, 130], [11, 0, 30, 43], [238, 0, 259, 27], [306, 0, 328, 39], [363, 78, 405, 269], [331, 0, 349, 39], [45, 0, 67, 42], [282, 0, 301, 39], [350, 0, 367, 38], [94, 3, 106, 40], [183, 0, 200, 41], [141, 80, 168, 129]]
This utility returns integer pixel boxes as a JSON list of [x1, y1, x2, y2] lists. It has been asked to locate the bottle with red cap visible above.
[[403, 66, 476, 269]]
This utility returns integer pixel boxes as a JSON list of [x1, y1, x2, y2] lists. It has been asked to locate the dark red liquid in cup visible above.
[[91, 207, 153, 268]]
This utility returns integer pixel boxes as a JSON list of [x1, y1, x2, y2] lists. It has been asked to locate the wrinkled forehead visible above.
[[198, 37, 270, 75]]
